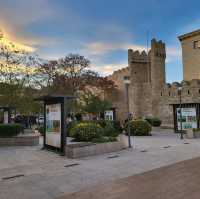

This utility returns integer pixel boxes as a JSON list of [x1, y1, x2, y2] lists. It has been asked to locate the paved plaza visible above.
[[60, 156, 200, 199], [1, 129, 200, 199]]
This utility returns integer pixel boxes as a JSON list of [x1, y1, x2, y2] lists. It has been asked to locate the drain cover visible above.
[[140, 150, 148, 153], [64, 163, 80, 168], [184, 143, 190, 145], [2, 174, 25, 180], [163, 146, 171, 149], [107, 155, 119, 159]]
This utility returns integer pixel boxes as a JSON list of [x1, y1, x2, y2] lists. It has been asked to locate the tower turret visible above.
[[150, 39, 166, 116], [128, 49, 150, 118]]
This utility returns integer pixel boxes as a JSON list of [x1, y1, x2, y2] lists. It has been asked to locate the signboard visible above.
[[46, 103, 61, 148], [104, 110, 114, 121], [177, 107, 197, 130], [3, 111, 8, 124]]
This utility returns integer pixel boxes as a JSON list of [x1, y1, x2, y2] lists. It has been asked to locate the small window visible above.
[[194, 40, 200, 49], [161, 92, 163, 96], [188, 90, 190, 95]]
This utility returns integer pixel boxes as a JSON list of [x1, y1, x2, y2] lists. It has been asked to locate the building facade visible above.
[[108, 34, 200, 129], [179, 29, 200, 81]]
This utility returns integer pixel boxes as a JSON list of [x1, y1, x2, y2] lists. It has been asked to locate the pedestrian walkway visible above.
[[1, 129, 200, 199], [59, 157, 200, 199]]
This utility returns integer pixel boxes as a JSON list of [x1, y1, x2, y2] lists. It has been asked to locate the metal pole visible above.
[[180, 90, 183, 139], [126, 84, 132, 148]]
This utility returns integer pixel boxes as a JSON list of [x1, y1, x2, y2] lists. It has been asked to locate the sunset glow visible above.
[[0, 30, 35, 53]]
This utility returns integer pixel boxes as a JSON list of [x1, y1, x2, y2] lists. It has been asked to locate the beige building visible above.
[[179, 29, 200, 81]]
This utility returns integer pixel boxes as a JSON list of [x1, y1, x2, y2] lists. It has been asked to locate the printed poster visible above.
[[46, 104, 61, 148], [177, 107, 197, 130]]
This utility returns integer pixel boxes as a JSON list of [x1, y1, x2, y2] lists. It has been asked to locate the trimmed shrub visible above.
[[145, 117, 162, 127], [125, 120, 152, 136], [69, 122, 103, 142], [103, 121, 119, 137], [67, 121, 78, 136], [92, 136, 117, 143], [0, 123, 23, 137], [96, 120, 107, 128], [111, 120, 122, 133], [37, 126, 45, 136]]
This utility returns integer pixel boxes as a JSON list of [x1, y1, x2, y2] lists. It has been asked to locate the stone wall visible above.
[[107, 67, 130, 121], [0, 134, 40, 146]]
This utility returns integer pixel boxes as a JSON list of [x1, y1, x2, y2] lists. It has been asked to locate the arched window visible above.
[[188, 90, 190, 95]]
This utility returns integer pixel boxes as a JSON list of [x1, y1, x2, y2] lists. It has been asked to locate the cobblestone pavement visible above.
[[1, 129, 200, 199], [59, 157, 200, 199]]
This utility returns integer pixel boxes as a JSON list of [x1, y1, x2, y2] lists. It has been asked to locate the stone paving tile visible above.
[[58, 157, 200, 199]]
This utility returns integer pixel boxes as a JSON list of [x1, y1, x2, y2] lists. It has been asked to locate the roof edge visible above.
[[178, 29, 200, 41]]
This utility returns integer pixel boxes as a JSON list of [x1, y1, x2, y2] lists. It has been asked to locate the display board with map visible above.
[[177, 107, 197, 130], [46, 103, 61, 148]]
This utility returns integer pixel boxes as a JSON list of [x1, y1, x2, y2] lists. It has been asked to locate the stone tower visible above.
[[128, 49, 151, 118], [128, 39, 166, 119], [150, 39, 166, 116]]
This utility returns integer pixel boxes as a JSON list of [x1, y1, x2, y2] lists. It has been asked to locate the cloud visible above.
[[0, 0, 56, 50], [92, 63, 127, 76], [166, 46, 182, 63], [88, 44, 182, 76], [82, 41, 146, 55]]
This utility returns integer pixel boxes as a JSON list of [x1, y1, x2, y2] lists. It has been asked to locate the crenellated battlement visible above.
[[151, 38, 166, 58], [128, 49, 149, 63], [107, 66, 130, 79], [159, 79, 200, 101], [163, 79, 200, 89]]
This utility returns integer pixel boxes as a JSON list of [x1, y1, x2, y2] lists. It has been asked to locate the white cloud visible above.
[[166, 46, 182, 63], [92, 63, 127, 76], [89, 44, 182, 76], [82, 41, 146, 55]]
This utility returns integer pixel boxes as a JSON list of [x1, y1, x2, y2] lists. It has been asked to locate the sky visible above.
[[0, 0, 200, 82]]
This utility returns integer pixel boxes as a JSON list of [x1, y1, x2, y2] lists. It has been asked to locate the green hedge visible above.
[[145, 117, 162, 127], [103, 121, 120, 137], [97, 120, 122, 133], [92, 136, 117, 143], [125, 120, 152, 136], [0, 124, 23, 137], [69, 122, 103, 142], [37, 126, 45, 136]]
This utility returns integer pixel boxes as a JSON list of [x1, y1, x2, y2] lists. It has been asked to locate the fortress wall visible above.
[[106, 38, 200, 127], [108, 67, 130, 122]]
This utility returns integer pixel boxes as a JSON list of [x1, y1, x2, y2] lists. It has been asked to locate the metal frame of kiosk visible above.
[[35, 95, 74, 155], [0, 106, 15, 124]]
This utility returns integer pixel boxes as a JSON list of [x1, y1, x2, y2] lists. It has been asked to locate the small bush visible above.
[[103, 121, 119, 137], [96, 120, 107, 128], [37, 126, 45, 136], [111, 120, 122, 133], [125, 120, 152, 136], [145, 117, 162, 127], [69, 122, 103, 142], [0, 123, 23, 137], [92, 136, 117, 143]]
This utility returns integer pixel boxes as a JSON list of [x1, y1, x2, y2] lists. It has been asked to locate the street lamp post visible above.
[[124, 76, 132, 148], [178, 87, 183, 139]]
